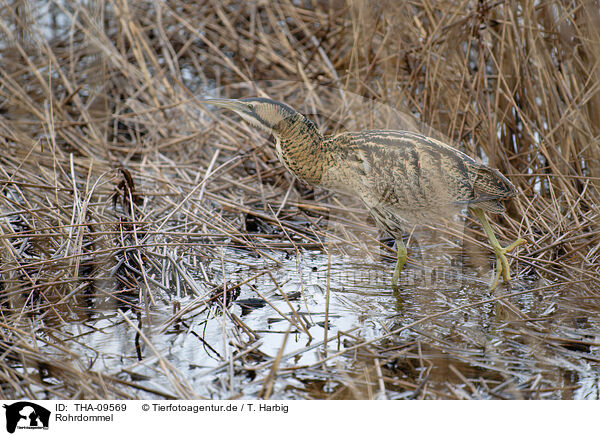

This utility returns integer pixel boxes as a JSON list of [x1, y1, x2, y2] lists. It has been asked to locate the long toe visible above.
[[490, 238, 526, 289], [491, 255, 503, 290], [504, 238, 527, 254]]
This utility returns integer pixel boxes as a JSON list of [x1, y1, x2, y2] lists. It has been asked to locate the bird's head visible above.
[[198, 97, 303, 137]]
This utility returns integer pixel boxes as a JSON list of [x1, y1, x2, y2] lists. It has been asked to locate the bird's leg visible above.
[[391, 238, 407, 291], [472, 208, 526, 289]]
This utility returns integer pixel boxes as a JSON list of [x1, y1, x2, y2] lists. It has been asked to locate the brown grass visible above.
[[0, 0, 599, 399]]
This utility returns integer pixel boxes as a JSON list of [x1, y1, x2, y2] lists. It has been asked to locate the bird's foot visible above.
[[391, 269, 401, 293], [391, 240, 407, 292], [490, 238, 527, 289], [391, 270, 404, 311]]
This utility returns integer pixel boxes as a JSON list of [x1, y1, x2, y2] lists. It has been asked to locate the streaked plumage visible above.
[[200, 97, 526, 290], [320, 130, 517, 237]]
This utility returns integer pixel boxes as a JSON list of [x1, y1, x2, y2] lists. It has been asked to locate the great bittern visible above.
[[200, 97, 526, 290]]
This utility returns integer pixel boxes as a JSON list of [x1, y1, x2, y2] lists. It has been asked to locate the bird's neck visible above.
[[273, 118, 330, 186]]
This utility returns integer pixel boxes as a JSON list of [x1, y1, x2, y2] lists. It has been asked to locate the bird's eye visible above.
[[246, 103, 254, 111]]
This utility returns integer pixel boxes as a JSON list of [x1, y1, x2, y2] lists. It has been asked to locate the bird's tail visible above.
[[467, 162, 518, 213]]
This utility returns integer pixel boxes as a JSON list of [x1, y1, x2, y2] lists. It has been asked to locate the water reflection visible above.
[[21, 231, 599, 400]]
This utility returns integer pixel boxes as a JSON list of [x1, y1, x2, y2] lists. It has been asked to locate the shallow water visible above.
[[34, 230, 600, 399]]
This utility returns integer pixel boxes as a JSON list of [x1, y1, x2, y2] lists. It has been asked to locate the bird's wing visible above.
[[328, 131, 517, 218], [328, 132, 466, 226]]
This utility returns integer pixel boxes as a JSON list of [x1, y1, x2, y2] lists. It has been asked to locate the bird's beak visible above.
[[196, 98, 247, 114], [197, 98, 267, 132]]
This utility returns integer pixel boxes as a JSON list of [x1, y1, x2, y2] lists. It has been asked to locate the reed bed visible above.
[[0, 0, 599, 399]]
